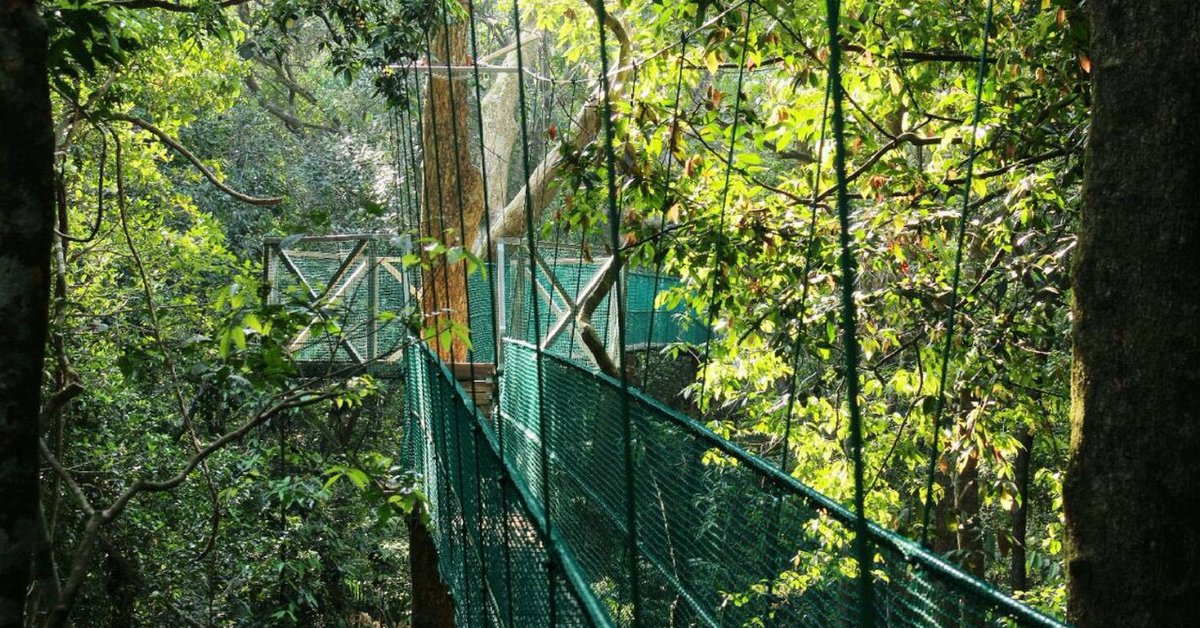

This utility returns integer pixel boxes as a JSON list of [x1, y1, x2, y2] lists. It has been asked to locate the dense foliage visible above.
[[35, 0, 1086, 625], [491, 0, 1085, 612], [41, 2, 428, 626]]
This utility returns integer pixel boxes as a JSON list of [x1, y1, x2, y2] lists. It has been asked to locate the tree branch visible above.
[[38, 383, 84, 429], [251, 53, 320, 106], [41, 387, 342, 628], [476, 1, 632, 254], [107, 0, 254, 12], [243, 75, 338, 134], [108, 113, 284, 205]]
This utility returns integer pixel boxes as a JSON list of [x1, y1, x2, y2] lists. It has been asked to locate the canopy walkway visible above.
[[395, 280, 1069, 628], [268, 0, 1077, 623], [265, 233, 1070, 627]]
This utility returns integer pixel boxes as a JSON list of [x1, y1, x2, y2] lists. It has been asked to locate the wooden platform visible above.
[[451, 362, 497, 414]]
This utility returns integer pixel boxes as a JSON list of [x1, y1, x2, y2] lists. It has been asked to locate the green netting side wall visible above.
[[466, 268, 499, 363], [271, 241, 707, 369], [465, 262, 706, 364], [495, 339, 1070, 628], [505, 260, 615, 358], [401, 340, 614, 628], [626, 271, 708, 348], [268, 238, 411, 367]]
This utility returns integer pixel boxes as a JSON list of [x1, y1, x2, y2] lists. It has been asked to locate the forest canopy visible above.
[[5, 0, 1154, 626]]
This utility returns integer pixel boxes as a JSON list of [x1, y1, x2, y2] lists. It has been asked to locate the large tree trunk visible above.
[[1065, 3, 1200, 627], [407, 511, 456, 628], [0, 4, 55, 627], [474, 7, 632, 257], [1010, 426, 1034, 593], [479, 40, 534, 217], [421, 19, 486, 362]]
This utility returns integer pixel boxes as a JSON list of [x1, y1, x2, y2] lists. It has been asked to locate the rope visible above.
[[779, 79, 833, 472], [430, 0, 488, 617], [759, 80, 832, 613], [920, 0, 997, 547], [697, 5, 754, 411], [640, 33, 690, 392], [417, 36, 480, 619], [462, 0, 515, 619], [594, 0, 642, 621], [510, 0, 558, 619], [823, 0, 875, 625]]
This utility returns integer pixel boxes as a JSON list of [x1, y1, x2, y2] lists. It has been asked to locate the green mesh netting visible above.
[[401, 333, 1071, 628], [489, 249, 707, 362], [402, 341, 614, 628], [626, 271, 708, 349], [272, 240, 708, 369], [267, 237, 411, 368]]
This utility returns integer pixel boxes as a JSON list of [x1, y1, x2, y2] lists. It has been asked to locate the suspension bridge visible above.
[[263, 0, 1077, 624], [263, 233, 1070, 628]]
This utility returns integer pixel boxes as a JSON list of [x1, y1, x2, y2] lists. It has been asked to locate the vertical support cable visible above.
[[510, 0, 557, 621], [920, 0, 997, 547], [640, 33, 689, 391], [697, 6, 753, 409], [461, 1, 514, 622], [779, 80, 832, 472], [418, 34, 473, 623], [824, 0, 875, 624], [593, 0, 641, 622]]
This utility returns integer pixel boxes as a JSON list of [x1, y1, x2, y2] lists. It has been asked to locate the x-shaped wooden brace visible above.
[[278, 239, 372, 364], [532, 250, 615, 368]]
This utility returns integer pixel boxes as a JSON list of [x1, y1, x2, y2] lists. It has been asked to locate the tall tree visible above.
[[0, 2, 55, 626], [1065, 2, 1200, 628]]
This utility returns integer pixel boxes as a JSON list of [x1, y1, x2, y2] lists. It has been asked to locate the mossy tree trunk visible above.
[[1065, 2, 1200, 627]]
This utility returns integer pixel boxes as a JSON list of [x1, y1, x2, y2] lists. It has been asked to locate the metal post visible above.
[[367, 237, 379, 364], [496, 238, 507, 369]]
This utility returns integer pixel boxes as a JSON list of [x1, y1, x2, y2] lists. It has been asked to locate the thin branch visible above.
[[107, 0, 254, 11], [816, 132, 950, 201], [243, 75, 338, 134], [108, 113, 284, 205], [843, 44, 998, 65], [39, 383, 84, 429], [42, 388, 341, 628], [39, 439, 95, 518], [114, 133, 224, 562], [251, 53, 320, 106]]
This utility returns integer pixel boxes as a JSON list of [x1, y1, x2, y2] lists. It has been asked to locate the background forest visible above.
[[28, 0, 1088, 626]]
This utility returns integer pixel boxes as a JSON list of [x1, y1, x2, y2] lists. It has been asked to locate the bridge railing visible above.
[[493, 339, 1072, 628], [495, 237, 707, 368], [264, 234, 416, 375]]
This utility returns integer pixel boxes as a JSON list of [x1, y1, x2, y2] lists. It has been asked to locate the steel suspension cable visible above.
[[417, 33, 480, 616], [640, 33, 690, 392], [779, 79, 832, 472], [510, 0, 558, 620], [823, 0, 875, 626], [920, 0, 996, 547], [431, 1, 490, 617], [593, 0, 641, 622], [461, 0, 516, 621], [697, 6, 753, 410]]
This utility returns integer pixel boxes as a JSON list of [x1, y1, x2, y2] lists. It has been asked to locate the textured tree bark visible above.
[[479, 39, 533, 217], [1010, 426, 1033, 593], [0, 3, 55, 627], [408, 510, 456, 628], [1065, 3, 1200, 627], [952, 439, 983, 578], [474, 7, 632, 257], [422, 19, 486, 362]]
